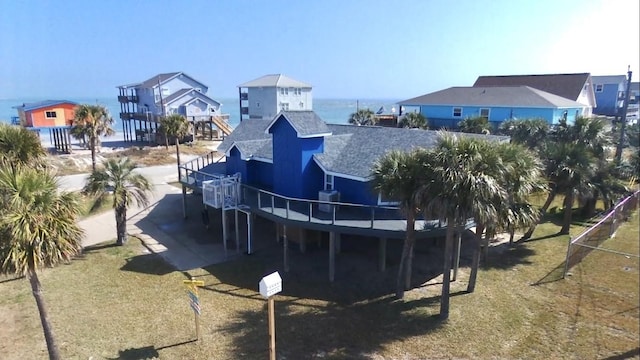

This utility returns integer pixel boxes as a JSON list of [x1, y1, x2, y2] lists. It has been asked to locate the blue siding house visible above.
[[398, 86, 587, 129], [591, 75, 627, 116], [215, 111, 508, 206]]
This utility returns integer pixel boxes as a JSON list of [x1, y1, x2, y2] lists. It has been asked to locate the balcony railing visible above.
[[118, 95, 139, 103]]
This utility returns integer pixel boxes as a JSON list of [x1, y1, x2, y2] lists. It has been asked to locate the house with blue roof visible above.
[[12, 100, 78, 153], [398, 86, 588, 129]]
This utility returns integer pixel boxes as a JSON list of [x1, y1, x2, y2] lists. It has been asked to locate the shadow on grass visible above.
[[221, 293, 449, 359], [0, 276, 24, 284], [600, 347, 640, 360], [82, 242, 120, 254], [120, 253, 175, 275], [107, 339, 197, 360], [531, 261, 566, 286]]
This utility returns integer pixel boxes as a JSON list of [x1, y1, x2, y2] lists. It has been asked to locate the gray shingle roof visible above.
[[266, 111, 331, 137], [398, 86, 585, 108], [591, 75, 626, 85], [473, 73, 590, 101], [238, 74, 312, 88], [14, 100, 77, 111], [220, 112, 509, 180], [160, 88, 221, 107]]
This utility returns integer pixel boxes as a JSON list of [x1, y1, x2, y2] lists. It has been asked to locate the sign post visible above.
[[259, 272, 282, 360], [183, 278, 205, 341]]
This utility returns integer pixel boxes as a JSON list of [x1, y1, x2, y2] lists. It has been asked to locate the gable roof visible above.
[[117, 72, 206, 89], [161, 88, 221, 107], [591, 75, 626, 85], [219, 112, 509, 180], [398, 86, 585, 108], [238, 74, 312, 88], [13, 100, 77, 111], [265, 111, 331, 138], [473, 73, 590, 101]]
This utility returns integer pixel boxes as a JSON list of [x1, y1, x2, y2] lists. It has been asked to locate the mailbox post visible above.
[[259, 272, 282, 360]]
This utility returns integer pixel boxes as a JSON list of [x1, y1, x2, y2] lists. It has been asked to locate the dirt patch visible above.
[[48, 140, 223, 175]]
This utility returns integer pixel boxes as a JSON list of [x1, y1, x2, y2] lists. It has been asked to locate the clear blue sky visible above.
[[1, 0, 638, 99]]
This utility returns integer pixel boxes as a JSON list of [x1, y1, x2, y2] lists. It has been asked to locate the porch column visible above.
[[247, 213, 254, 255], [335, 233, 341, 254], [452, 231, 462, 282], [181, 185, 187, 219], [283, 225, 289, 272], [235, 209, 240, 253], [329, 232, 336, 282], [299, 228, 306, 253], [378, 238, 387, 272], [222, 209, 228, 257]]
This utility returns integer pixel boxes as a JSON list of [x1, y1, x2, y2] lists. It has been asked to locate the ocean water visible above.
[[0, 97, 400, 134]]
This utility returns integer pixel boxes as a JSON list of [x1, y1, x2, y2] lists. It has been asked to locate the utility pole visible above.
[[615, 66, 633, 164]]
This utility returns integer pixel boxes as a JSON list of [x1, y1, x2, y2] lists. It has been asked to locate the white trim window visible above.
[[324, 174, 334, 191], [453, 107, 462, 117], [595, 84, 603, 92], [480, 108, 490, 120], [45, 111, 57, 118], [280, 103, 289, 111], [377, 192, 400, 206]]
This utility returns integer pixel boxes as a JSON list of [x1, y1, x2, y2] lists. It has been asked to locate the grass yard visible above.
[[0, 214, 638, 359]]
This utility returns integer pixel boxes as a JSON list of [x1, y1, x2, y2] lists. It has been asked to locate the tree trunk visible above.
[[522, 189, 557, 239], [440, 215, 456, 320], [560, 191, 574, 234], [164, 134, 169, 150], [509, 227, 515, 246], [90, 135, 97, 172], [396, 211, 415, 299], [175, 141, 181, 166], [404, 211, 416, 291], [29, 270, 61, 360], [467, 223, 485, 293], [115, 205, 128, 245], [581, 197, 597, 218]]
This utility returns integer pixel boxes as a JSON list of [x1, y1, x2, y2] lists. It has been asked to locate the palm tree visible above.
[[158, 114, 190, 165], [498, 118, 550, 149], [421, 134, 507, 318], [348, 109, 377, 126], [372, 149, 430, 298], [398, 112, 428, 129], [458, 116, 491, 134], [82, 158, 152, 245], [523, 117, 606, 237], [72, 104, 115, 172], [0, 166, 84, 360], [0, 123, 46, 168]]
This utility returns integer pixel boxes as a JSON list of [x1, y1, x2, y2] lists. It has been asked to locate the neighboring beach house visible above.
[[397, 86, 587, 129], [591, 75, 627, 116], [117, 72, 231, 142], [238, 74, 313, 121], [473, 73, 596, 117], [12, 100, 77, 153]]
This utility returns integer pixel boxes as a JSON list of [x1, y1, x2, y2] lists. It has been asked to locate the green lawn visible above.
[[1, 214, 638, 359]]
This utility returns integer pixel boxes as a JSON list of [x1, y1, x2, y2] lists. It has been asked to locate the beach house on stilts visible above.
[[12, 100, 77, 153], [117, 72, 232, 144]]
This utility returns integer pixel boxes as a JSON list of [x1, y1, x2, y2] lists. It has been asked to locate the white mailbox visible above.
[[259, 272, 282, 298]]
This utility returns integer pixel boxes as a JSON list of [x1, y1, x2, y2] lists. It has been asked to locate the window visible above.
[[280, 102, 289, 111], [378, 193, 400, 206], [45, 111, 57, 118], [453, 107, 462, 117], [562, 110, 568, 121], [280, 88, 285, 95], [280, 87, 289, 95], [294, 88, 302, 95], [299, 102, 304, 108], [480, 108, 490, 120], [325, 174, 334, 191], [256, 102, 260, 108], [595, 84, 603, 92]]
